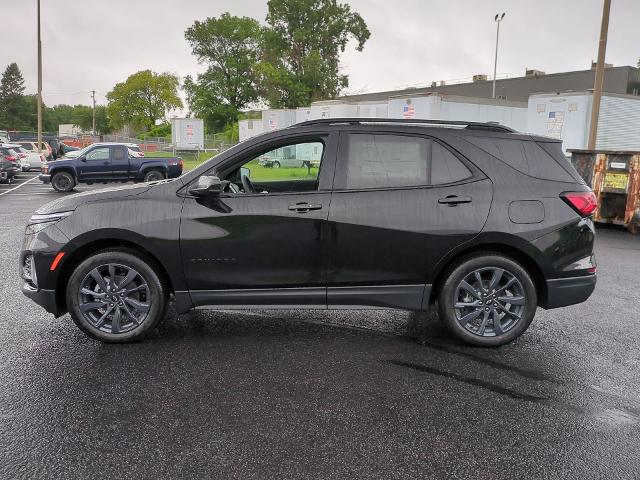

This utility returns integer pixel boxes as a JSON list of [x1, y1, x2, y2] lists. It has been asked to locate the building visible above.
[[339, 65, 640, 103]]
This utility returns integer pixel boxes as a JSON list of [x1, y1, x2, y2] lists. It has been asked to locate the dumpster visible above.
[[569, 149, 640, 233]]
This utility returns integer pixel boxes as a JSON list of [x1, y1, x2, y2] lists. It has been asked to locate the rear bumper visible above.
[[39, 174, 51, 184], [22, 283, 65, 317], [542, 274, 596, 309]]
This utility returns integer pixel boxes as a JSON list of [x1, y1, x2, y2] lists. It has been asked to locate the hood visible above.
[[36, 183, 152, 215]]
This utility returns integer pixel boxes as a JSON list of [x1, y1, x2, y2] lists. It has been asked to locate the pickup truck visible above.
[[39, 142, 183, 192]]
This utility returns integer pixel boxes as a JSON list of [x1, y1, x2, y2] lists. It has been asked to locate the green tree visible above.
[[184, 13, 263, 132], [0, 63, 29, 129], [258, 0, 370, 108], [106, 70, 183, 131]]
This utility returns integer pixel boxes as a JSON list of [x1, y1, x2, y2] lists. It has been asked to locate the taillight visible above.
[[40, 154, 46, 162], [5, 155, 16, 162], [561, 191, 598, 217], [178, 158, 184, 169], [19, 153, 27, 158]]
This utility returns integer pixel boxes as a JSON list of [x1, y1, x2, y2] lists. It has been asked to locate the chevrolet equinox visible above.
[[21, 119, 597, 346]]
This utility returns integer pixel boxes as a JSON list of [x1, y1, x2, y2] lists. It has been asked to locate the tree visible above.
[[106, 70, 182, 131], [258, 0, 370, 108], [0, 63, 29, 129], [184, 14, 263, 132]]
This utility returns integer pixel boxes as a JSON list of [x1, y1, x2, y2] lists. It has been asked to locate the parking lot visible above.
[[0, 178, 639, 479]]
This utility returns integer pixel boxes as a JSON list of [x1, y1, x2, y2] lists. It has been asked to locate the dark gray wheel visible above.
[[51, 171, 75, 192], [272, 161, 281, 169], [66, 250, 167, 343], [438, 254, 537, 347], [143, 170, 164, 182]]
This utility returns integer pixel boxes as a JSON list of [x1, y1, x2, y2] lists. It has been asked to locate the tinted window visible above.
[[113, 147, 126, 161], [345, 134, 428, 189], [430, 142, 472, 184], [465, 136, 575, 182], [19, 143, 34, 151]]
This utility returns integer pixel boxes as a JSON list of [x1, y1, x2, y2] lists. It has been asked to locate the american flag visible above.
[[402, 104, 415, 119], [269, 119, 278, 130]]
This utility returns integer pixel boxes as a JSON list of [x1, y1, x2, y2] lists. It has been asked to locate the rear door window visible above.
[[343, 134, 429, 189]]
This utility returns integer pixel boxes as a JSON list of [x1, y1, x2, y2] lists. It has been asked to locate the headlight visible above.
[[26, 211, 73, 235]]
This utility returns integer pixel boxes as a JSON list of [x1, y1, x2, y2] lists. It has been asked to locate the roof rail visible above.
[[293, 118, 516, 133]]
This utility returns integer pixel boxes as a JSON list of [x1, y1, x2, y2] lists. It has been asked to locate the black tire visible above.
[[272, 161, 281, 169], [51, 171, 76, 192], [437, 254, 537, 347], [66, 249, 168, 343], [143, 170, 164, 182]]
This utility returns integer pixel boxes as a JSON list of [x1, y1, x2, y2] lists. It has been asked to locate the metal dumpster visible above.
[[569, 149, 640, 234]]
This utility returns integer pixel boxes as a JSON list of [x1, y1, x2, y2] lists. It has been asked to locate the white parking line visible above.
[[0, 176, 40, 196]]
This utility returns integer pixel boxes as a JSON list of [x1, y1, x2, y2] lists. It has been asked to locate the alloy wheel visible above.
[[77, 263, 151, 334], [452, 267, 525, 337]]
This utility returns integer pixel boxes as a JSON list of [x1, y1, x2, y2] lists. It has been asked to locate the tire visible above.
[[437, 254, 537, 347], [66, 249, 168, 343], [143, 170, 164, 182], [51, 171, 76, 192], [272, 161, 281, 169]]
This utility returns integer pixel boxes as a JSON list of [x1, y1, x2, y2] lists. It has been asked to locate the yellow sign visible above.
[[603, 173, 629, 190]]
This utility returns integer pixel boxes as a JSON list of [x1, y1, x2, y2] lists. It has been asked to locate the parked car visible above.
[[14, 146, 45, 171], [21, 118, 597, 345], [60, 143, 79, 155], [0, 144, 22, 183], [17, 140, 52, 160], [39, 142, 183, 192]]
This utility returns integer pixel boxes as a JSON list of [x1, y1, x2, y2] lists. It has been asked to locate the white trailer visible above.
[[387, 93, 527, 131], [309, 100, 358, 120], [171, 118, 204, 150], [239, 119, 264, 142], [262, 109, 297, 133], [527, 92, 640, 152]]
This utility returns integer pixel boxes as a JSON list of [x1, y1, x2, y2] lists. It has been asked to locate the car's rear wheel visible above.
[[66, 250, 168, 343], [272, 161, 281, 169], [143, 170, 164, 182], [51, 171, 76, 192], [437, 254, 537, 347]]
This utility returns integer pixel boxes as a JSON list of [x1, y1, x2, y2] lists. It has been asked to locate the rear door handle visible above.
[[288, 202, 322, 213], [438, 195, 472, 205]]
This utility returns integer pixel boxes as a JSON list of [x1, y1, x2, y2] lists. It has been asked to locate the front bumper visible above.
[[543, 274, 597, 309], [39, 173, 51, 184], [22, 283, 66, 317]]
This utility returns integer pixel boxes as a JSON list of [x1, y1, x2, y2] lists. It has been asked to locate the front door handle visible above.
[[288, 202, 322, 213], [438, 195, 472, 206]]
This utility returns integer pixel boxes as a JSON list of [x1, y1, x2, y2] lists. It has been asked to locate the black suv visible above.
[[20, 119, 597, 346]]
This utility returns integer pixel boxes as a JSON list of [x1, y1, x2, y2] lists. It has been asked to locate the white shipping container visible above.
[[296, 108, 312, 123], [239, 119, 265, 142], [388, 93, 527, 131], [526, 92, 640, 152], [309, 100, 358, 120], [262, 109, 297, 133], [171, 118, 204, 150]]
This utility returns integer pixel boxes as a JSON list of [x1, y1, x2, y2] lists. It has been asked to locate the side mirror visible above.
[[79, 156, 86, 162], [189, 175, 223, 196]]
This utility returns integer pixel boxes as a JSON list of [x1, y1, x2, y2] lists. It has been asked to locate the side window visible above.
[[344, 134, 428, 189], [86, 147, 110, 161], [237, 140, 324, 191], [113, 146, 126, 161], [430, 142, 472, 185]]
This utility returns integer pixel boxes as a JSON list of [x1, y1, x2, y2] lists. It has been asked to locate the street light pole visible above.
[[587, 0, 611, 150], [91, 90, 96, 136], [492, 12, 505, 99], [36, 0, 43, 149]]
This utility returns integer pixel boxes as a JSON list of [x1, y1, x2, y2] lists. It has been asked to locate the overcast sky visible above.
[[2, 0, 638, 112]]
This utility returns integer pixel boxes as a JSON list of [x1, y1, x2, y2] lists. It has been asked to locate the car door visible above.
[[179, 132, 338, 308], [326, 131, 493, 310], [77, 146, 111, 181], [110, 145, 130, 180]]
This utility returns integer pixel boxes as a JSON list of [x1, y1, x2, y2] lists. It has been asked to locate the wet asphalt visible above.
[[0, 173, 639, 479]]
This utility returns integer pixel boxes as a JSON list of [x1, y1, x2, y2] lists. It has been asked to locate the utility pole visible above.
[[91, 90, 96, 136], [36, 0, 43, 149], [492, 12, 506, 99], [587, 0, 611, 150]]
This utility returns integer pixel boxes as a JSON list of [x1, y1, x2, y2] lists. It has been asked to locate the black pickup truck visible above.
[[39, 143, 183, 192]]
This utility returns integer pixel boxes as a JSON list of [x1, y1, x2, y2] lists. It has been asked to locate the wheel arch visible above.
[[429, 242, 547, 307], [55, 237, 175, 313], [50, 167, 77, 180]]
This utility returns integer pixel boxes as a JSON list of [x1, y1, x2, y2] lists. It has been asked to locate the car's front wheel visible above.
[[437, 254, 537, 347], [51, 171, 76, 192], [66, 250, 168, 343]]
